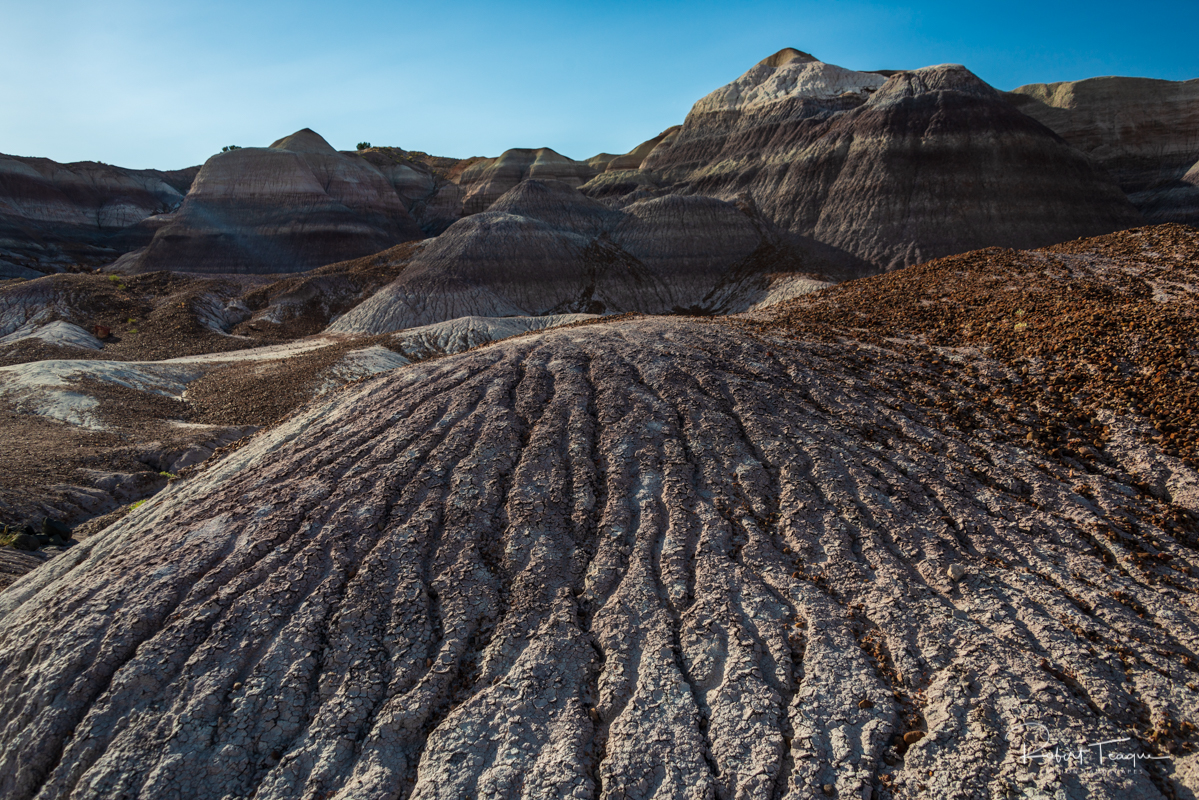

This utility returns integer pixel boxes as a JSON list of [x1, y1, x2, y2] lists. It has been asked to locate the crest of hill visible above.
[[686, 48, 886, 116], [588, 127, 683, 174], [757, 47, 818, 67], [268, 128, 340, 155]]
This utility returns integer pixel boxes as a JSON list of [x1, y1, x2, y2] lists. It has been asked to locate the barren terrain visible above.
[[1, 43, 1197, 800], [0, 227, 1197, 799]]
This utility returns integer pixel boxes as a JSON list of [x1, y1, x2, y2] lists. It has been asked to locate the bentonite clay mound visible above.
[[457, 148, 598, 215], [0, 153, 197, 275], [2, 311, 1198, 799], [328, 182, 829, 335]]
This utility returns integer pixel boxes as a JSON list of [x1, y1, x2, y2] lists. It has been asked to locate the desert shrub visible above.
[[221, 145, 242, 153], [357, 142, 371, 151]]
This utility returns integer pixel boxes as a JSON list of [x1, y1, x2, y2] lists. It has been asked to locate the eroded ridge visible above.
[[0, 318, 1196, 800]]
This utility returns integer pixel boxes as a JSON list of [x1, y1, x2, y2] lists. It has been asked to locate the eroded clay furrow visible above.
[[1, 317, 1197, 800]]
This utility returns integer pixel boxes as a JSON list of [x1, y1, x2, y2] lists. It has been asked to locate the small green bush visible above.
[[221, 145, 242, 153], [356, 142, 371, 151]]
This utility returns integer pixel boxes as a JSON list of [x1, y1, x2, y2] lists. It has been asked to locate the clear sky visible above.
[[2, 0, 1196, 171]]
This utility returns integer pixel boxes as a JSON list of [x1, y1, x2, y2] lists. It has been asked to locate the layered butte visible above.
[[0, 156, 197, 275], [127, 130, 424, 275], [631, 49, 1143, 271], [458, 149, 599, 215], [1008, 76, 1199, 225]]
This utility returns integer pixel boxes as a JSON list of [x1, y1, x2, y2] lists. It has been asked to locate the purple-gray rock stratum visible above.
[[0, 154, 198, 275], [633, 51, 1144, 270], [1008, 77, 1199, 226], [126, 129, 424, 275], [0, 314, 1196, 799], [457, 149, 598, 215], [329, 181, 828, 334], [354, 148, 470, 236], [488, 179, 622, 236], [585, 127, 682, 175]]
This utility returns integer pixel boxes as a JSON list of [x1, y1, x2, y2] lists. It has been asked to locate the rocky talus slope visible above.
[[125, 130, 424, 275], [1008, 78, 1199, 226], [0, 155, 198, 276], [628, 50, 1143, 271], [1, 226, 1198, 799]]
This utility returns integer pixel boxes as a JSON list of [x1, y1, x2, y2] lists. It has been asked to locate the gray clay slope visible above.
[[0, 318, 1195, 799]]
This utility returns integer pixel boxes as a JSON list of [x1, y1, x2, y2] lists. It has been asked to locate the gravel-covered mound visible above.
[[1, 309, 1197, 799]]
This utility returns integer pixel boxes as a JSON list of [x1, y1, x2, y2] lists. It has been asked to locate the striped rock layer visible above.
[[1009, 77, 1199, 226], [128, 130, 424, 275], [636, 52, 1143, 271]]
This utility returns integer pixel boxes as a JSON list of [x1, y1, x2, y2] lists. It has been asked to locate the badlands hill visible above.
[[1009, 77, 1199, 226], [618, 50, 1144, 270], [330, 180, 830, 334], [0, 45, 1198, 800], [0, 156, 197, 276], [5, 49, 1190, 283], [125, 130, 425, 275], [457, 148, 600, 214], [0, 225, 1198, 799]]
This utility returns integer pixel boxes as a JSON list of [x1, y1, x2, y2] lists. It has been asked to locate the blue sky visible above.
[[2, 0, 1196, 170]]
